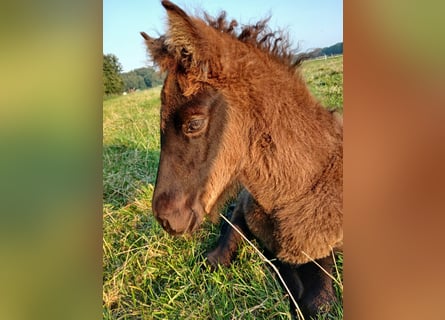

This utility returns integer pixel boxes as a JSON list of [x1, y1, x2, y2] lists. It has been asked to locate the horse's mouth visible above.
[[184, 209, 199, 234], [162, 208, 202, 236]]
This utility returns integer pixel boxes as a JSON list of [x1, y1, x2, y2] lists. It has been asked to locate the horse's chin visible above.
[[180, 206, 206, 235], [167, 198, 227, 236]]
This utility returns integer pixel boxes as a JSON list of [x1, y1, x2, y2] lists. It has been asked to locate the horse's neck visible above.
[[240, 99, 342, 212]]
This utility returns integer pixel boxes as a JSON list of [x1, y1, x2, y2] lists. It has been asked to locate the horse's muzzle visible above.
[[152, 191, 202, 235]]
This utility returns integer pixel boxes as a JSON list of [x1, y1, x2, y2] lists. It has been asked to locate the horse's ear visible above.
[[161, 0, 208, 71], [140, 32, 171, 71], [140, 31, 151, 41]]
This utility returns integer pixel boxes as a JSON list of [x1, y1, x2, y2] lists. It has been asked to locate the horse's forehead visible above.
[[160, 73, 200, 128], [161, 74, 182, 110]]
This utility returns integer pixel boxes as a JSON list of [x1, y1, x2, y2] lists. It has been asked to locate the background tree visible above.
[[320, 42, 343, 56], [121, 67, 165, 91], [103, 54, 124, 95]]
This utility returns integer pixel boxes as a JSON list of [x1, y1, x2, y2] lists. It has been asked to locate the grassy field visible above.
[[103, 55, 343, 319], [302, 56, 343, 113]]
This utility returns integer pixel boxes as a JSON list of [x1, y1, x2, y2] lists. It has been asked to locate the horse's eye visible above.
[[184, 118, 206, 135]]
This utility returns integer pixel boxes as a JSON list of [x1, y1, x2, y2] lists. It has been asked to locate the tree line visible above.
[[103, 53, 164, 96], [318, 42, 343, 57]]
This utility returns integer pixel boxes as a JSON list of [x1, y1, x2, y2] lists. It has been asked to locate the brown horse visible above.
[[142, 1, 342, 318]]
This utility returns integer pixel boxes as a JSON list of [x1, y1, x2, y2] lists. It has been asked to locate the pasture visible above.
[[103, 55, 343, 319]]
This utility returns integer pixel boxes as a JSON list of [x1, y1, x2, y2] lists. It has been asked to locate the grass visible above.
[[302, 55, 343, 113], [103, 55, 343, 319]]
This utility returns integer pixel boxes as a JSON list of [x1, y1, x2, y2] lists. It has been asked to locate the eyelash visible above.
[[183, 118, 206, 135]]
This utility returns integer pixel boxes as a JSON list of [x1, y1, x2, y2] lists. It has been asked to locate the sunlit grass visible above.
[[302, 55, 343, 113]]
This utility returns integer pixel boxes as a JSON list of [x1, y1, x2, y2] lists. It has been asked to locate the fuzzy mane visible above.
[[203, 11, 317, 69]]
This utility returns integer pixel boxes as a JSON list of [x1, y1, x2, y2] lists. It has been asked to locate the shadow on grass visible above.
[[103, 144, 159, 208]]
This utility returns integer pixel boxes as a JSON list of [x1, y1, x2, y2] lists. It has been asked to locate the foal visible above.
[[142, 1, 343, 318]]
